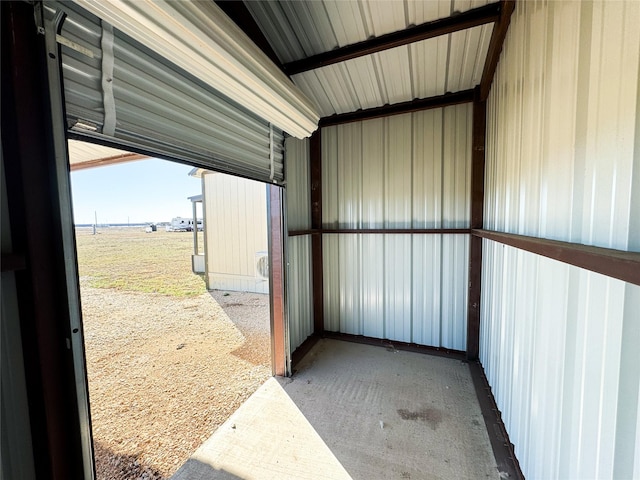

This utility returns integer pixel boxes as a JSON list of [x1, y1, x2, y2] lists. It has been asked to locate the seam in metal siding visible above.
[[52, 2, 285, 183], [482, 1, 640, 478], [284, 138, 314, 351], [321, 106, 471, 349]]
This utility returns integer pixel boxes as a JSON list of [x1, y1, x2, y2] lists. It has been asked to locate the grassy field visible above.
[[75, 227, 206, 297]]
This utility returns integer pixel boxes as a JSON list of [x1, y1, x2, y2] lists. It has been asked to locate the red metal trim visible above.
[[469, 361, 524, 480], [474, 229, 640, 287], [480, 0, 516, 101], [2, 2, 85, 476], [290, 334, 321, 370], [288, 228, 470, 236], [283, 3, 501, 75], [320, 90, 475, 127], [322, 228, 470, 235], [288, 230, 318, 236], [322, 332, 467, 361], [467, 91, 486, 361], [310, 130, 324, 335]]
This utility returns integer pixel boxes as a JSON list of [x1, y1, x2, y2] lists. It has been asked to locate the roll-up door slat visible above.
[[47, 2, 285, 184]]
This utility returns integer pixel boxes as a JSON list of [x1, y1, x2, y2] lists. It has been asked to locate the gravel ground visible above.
[[81, 281, 271, 479]]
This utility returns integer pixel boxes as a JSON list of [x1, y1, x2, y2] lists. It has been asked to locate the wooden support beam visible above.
[[479, 0, 515, 101], [474, 229, 640, 287], [467, 89, 486, 361], [320, 89, 474, 127], [310, 130, 324, 335], [267, 185, 287, 376], [283, 2, 502, 75]]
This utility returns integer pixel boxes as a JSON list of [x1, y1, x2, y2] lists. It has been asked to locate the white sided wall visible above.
[[284, 137, 314, 352], [322, 106, 471, 350], [202, 172, 269, 294], [482, 1, 640, 478]]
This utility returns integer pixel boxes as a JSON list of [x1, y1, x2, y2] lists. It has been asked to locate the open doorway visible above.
[[70, 145, 272, 479]]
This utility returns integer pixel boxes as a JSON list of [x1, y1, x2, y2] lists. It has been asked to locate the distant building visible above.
[[189, 169, 268, 294]]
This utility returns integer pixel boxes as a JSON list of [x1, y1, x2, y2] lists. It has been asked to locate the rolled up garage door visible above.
[[46, 1, 305, 184]]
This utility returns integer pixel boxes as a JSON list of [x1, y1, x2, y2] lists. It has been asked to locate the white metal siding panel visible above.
[[385, 115, 413, 227], [322, 234, 340, 333], [481, 241, 640, 479], [482, 1, 640, 478], [323, 234, 468, 349], [485, 0, 640, 250], [443, 104, 472, 228], [412, 109, 443, 227], [284, 138, 314, 352], [321, 106, 471, 349], [203, 173, 268, 293], [286, 235, 314, 352], [284, 137, 311, 230], [323, 106, 472, 228]]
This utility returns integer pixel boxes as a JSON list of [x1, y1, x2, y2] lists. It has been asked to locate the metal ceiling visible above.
[[244, 0, 496, 117]]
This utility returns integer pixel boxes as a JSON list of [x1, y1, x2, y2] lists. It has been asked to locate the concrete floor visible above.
[[171, 339, 500, 480]]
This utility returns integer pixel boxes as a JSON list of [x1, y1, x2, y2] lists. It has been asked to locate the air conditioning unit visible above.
[[255, 251, 269, 279]]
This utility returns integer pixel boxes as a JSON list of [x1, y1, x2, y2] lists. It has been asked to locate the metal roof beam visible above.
[[319, 89, 474, 127], [283, 2, 502, 76], [480, 0, 516, 101], [215, 0, 284, 71]]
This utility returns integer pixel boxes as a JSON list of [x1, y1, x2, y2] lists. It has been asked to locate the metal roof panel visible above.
[[245, 0, 496, 116]]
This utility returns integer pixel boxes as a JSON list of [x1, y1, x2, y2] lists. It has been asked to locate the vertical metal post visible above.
[[467, 87, 487, 361], [267, 185, 287, 376], [192, 199, 198, 254], [2, 2, 91, 477], [310, 129, 324, 334]]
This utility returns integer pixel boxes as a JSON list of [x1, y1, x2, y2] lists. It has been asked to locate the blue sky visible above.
[[70, 158, 200, 225]]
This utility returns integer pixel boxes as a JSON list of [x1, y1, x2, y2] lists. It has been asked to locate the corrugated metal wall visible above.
[[321, 106, 471, 350], [482, 1, 640, 478], [484, 0, 640, 251], [203, 173, 269, 294], [482, 244, 640, 479], [284, 137, 314, 352]]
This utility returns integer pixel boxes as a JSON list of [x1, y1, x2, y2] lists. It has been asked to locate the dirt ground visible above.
[[81, 282, 271, 479]]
